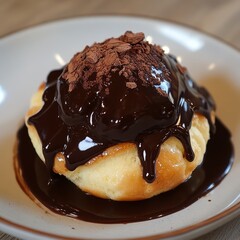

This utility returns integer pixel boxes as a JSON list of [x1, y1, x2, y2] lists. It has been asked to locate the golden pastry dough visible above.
[[26, 84, 211, 201]]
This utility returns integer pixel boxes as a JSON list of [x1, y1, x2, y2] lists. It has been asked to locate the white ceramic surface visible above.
[[0, 16, 240, 240]]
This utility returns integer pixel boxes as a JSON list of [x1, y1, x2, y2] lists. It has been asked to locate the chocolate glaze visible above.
[[15, 118, 233, 223], [28, 51, 215, 182]]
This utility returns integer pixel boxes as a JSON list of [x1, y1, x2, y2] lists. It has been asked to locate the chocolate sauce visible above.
[[15, 118, 233, 223], [15, 32, 232, 223], [28, 50, 215, 183]]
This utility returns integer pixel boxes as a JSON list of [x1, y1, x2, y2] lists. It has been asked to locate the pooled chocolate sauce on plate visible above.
[[15, 118, 233, 223]]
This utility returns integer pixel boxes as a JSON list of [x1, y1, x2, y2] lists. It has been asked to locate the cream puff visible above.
[[25, 31, 215, 201]]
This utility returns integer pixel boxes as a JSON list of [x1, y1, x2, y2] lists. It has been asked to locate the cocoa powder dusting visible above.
[[62, 31, 167, 92]]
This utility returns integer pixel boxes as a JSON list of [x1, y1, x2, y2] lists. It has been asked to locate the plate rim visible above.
[[0, 15, 240, 240], [0, 14, 239, 54], [0, 201, 240, 240]]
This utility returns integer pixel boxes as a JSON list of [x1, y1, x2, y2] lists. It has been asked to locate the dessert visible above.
[[15, 31, 234, 223], [25, 31, 216, 201]]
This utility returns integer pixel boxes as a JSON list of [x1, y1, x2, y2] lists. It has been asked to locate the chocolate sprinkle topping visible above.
[[29, 31, 215, 183], [63, 31, 164, 92]]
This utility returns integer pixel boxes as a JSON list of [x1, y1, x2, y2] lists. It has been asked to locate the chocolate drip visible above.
[[15, 119, 233, 223], [28, 34, 215, 183]]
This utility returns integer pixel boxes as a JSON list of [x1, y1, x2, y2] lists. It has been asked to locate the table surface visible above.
[[0, 0, 239, 239]]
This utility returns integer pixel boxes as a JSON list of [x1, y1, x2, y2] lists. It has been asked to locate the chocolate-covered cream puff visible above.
[[26, 31, 215, 201]]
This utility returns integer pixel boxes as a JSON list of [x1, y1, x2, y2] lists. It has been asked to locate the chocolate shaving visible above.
[[126, 82, 137, 89], [62, 31, 169, 92], [177, 64, 187, 75], [120, 31, 145, 44]]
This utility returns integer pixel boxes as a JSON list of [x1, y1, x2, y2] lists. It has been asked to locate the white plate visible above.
[[0, 16, 240, 240]]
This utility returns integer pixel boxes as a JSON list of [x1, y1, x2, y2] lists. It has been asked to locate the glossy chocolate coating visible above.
[[28, 51, 215, 183], [15, 119, 233, 223]]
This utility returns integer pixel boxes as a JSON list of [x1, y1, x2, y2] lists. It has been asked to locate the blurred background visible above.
[[0, 0, 240, 240], [0, 0, 240, 49]]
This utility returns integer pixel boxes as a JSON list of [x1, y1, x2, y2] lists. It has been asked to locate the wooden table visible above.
[[0, 0, 239, 239]]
